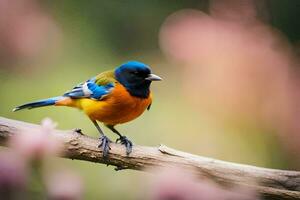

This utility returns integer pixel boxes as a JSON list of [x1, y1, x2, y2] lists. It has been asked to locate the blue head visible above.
[[114, 61, 162, 98]]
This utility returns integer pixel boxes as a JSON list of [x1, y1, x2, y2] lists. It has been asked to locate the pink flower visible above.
[[9, 118, 62, 162], [0, 0, 61, 66], [143, 167, 258, 200], [0, 150, 28, 198], [45, 169, 83, 200], [159, 1, 300, 158]]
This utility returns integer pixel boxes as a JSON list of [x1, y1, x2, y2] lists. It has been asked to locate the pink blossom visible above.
[[45, 169, 84, 200], [159, 1, 300, 158], [9, 118, 62, 161], [144, 167, 258, 200], [0, 0, 61, 68], [0, 150, 28, 198]]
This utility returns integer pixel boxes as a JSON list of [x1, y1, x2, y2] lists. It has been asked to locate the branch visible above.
[[0, 117, 300, 200]]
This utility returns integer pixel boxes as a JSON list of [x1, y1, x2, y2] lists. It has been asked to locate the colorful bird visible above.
[[13, 61, 162, 156]]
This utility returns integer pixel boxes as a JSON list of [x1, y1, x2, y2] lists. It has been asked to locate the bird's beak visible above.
[[145, 73, 162, 81]]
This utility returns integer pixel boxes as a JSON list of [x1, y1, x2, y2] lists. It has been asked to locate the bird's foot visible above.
[[116, 136, 133, 155], [98, 135, 111, 157], [73, 128, 84, 135]]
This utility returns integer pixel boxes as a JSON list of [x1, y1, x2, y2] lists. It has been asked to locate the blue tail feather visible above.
[[13, 96, 63, 112]]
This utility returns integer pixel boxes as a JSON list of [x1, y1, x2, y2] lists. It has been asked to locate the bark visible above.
[[0, 117, 300, 199]]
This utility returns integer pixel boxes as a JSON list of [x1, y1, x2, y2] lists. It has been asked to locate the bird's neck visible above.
[[114, 70, 151, 98], [123, 82, 151, 98]]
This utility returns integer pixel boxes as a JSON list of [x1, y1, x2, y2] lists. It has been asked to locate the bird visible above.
[[13, 61, 162, 156]]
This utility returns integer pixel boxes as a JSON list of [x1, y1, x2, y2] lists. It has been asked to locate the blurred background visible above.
[[0, 0, 300, 199]]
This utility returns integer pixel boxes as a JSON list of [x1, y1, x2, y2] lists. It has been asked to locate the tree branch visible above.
[[0, 117, 300, 199]]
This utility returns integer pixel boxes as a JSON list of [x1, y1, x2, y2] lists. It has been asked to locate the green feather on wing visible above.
[[95, 70, 116, 86]]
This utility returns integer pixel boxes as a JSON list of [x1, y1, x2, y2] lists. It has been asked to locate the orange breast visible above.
[[77, 83, 152, 125]]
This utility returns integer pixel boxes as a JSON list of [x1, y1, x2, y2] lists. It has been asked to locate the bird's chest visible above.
[[83, 84, 152, 125]]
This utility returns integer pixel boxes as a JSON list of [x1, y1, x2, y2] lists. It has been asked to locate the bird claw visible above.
[[98, 135, 111, 157], [116, 136, 133, 155]]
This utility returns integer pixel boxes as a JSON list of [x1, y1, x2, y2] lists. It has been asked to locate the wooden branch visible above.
[[1, 117, 300, 199]]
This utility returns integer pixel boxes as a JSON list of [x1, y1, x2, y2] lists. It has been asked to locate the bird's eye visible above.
[[131, 71, 139, 75]]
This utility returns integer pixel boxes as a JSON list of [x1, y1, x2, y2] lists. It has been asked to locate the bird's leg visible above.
[[106, 125, 133, 155], [92, 120, 111, 157]]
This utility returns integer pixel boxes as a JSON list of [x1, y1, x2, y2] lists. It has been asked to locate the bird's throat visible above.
[[124, 82, 151, 98]]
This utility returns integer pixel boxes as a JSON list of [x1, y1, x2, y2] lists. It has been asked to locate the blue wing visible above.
[[63, 77, 114, 100]]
